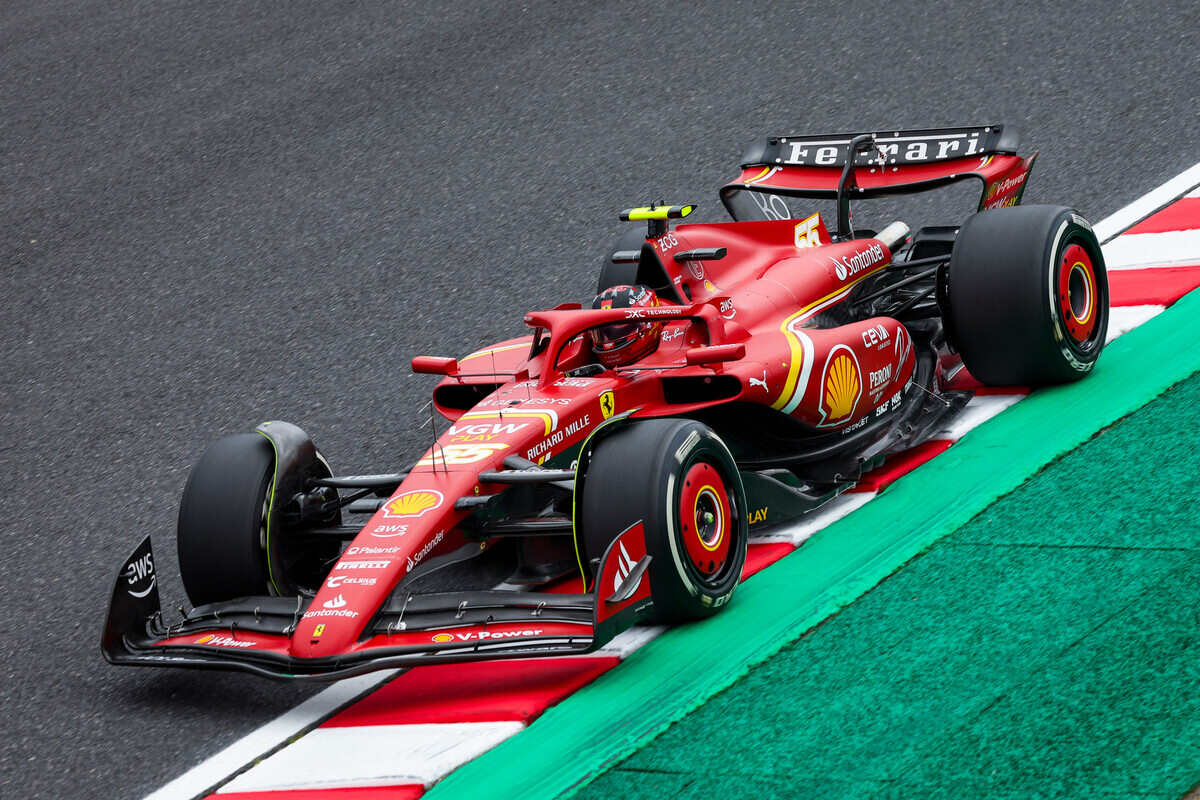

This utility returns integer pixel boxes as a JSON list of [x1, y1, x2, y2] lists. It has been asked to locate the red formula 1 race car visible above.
[[103, 125, 1109, 679]]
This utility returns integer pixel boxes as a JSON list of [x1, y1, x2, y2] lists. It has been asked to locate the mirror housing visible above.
[[685, 344, 745, 366], [411, 356, 458, 376]]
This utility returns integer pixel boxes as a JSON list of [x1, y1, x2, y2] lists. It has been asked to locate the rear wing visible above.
[[721, 124, 1036, 221]]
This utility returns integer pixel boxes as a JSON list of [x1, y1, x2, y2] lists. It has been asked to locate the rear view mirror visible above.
[[685, 344, 745, 366], [411, 356, 458, 376]]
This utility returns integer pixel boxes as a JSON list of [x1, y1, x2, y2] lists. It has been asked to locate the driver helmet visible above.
[[590, 285, 663, 368]]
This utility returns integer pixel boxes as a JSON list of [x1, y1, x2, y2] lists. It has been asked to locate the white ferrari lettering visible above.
[[814, 146, 838, 165], [936, 139, 961, 159]]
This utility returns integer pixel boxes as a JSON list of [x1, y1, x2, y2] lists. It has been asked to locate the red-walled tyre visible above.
[[577, 419, 748, 622], [947, 205, 1108, 386]]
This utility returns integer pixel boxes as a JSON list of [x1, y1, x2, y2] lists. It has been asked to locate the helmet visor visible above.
[[591, 321, 640, 348]]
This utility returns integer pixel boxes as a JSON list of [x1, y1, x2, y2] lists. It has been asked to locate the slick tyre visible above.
[[177, 434, 275, 606], [579, 419, 748, 623], [947, 205, 1108, 386]]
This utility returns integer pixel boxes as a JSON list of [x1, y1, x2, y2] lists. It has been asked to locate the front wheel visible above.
[[177, 425, 339, 606], [947, 205, 1108, 386], [577, 419, 748, 622], [177, 434, 275, 606]]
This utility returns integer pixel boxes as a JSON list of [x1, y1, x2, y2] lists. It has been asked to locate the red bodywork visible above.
[[284, 214, 917, 658], [105, 125, 1031, 679]]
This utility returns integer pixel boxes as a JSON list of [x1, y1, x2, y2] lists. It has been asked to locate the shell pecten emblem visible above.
[[432, 632, 454, 644], [382, 489, 445, 519], [818, 346, 862, 426]]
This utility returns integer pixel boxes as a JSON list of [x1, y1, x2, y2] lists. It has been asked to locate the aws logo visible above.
[[124, 551, 156, 598]]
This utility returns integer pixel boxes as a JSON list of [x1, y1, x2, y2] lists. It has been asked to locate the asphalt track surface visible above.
[[2, 2, 1198, 797]]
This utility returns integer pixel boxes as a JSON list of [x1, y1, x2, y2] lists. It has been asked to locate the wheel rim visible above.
[[678, 461, 733, 583], [1058, 242, 1099, 344]]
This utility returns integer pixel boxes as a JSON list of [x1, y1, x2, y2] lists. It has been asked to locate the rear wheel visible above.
[[578, 419, 748, 622], [947, 204, 1108, 385]]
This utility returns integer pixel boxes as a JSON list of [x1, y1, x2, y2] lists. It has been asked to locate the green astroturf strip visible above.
[[583, 370, 1200, 800], [425, 289, 1200, 800]]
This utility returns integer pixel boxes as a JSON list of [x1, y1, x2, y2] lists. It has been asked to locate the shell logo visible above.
[[819, 347, 861, 426], [431, 633, 454, 644], [382, 490, 444, 519]]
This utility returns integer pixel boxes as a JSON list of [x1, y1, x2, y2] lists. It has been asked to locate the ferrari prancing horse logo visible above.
[[599, 390, 615, 420]]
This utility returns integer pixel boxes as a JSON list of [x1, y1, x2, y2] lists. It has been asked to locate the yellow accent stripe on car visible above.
[[771, 264, 890, 412], [744, 166, 780, 185], [459, 342, 529, 363]]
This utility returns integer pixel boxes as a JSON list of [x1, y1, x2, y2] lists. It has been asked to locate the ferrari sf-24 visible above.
[[103, 125, 1109, 679]]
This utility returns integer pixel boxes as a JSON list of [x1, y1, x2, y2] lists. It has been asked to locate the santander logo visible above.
[[829, 242, 884, 281]]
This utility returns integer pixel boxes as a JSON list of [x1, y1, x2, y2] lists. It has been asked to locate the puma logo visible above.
[[749, 369, 768, 392]]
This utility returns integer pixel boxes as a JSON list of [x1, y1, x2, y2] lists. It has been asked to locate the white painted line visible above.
[[1107, 305, 1165, 343], [1103, 229, 1200, 270], [142, 669, 398, 800], [752, 492, 877, 546], [934, 394, 1025, 441], [595, 624, 668, 658], [216, 722, 524, 793], [1188, 186, 1200, 200], [1093, 161, 1200, 243]]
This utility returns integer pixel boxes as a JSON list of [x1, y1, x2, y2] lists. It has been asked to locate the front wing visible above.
[[101, 528, 653, 681]]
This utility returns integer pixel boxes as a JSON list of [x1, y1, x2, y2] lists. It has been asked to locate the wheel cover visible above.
[[1058, 242, 1098, 344], [678, 461, 733, 581]]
